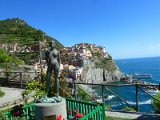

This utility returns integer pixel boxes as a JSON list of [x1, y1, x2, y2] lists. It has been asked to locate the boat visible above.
[[132, 73, 152, 79]]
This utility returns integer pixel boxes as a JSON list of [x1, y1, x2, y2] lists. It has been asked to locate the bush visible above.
[[121, 106, 135, 112], [22, 79, 45, 102], [152, 92, 160, 113], [22, 72, 71, 102]]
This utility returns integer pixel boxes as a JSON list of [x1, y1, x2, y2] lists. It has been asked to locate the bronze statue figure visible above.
[[45, 40, 60, 97], [39, 41, 61, 103]]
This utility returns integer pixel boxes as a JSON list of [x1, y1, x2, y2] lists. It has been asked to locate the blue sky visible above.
[[0, 0, 160, 59]]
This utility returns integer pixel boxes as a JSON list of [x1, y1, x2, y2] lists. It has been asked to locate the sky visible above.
[[0, 0, 160, 59]]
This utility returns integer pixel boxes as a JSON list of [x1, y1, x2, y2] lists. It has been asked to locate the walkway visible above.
[[0, 87, 24, 110], [106, 111, 160, 120]]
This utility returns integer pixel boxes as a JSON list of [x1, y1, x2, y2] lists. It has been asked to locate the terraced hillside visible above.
[[0, 18, 63, 64]]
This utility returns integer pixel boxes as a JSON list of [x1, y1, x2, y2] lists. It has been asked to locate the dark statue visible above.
[[39, 41, 61, 103]]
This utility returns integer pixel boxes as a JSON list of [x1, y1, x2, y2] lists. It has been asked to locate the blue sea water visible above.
[[94, 56, 160, 113], [114, 56, 160, 112], [116, 56, 160, 84]]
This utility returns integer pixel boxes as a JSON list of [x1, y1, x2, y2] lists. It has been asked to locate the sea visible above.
[[94, 56, 160, 113]]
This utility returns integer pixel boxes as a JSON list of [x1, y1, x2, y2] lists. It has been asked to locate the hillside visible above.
[[0, 18, 63, 64], [0, 18, 63, 48]]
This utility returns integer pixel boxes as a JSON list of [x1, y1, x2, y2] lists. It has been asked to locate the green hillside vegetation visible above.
[[93, 52, 117, 71], [0, 49, 24, 64], [0, 18, 63, 48], [0, 18, 63, 64], [15, 52, 39, 64], [0, 49, 24, 68]]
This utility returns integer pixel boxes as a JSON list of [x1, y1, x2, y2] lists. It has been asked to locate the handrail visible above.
[[66, 97, 99, 106], [0, 71, 40, 73], [76, 82, 160, 87], [60, 81, 159, 88], [76, 82, 135, 87], [61, 81, 160, 113]]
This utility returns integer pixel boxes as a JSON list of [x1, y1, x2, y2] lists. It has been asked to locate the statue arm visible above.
[[45, 50, 49, 64], [58, 52, 61, 65]]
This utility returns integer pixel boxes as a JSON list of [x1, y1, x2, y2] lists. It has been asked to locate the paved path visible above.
[[0, 87, 24, 107], [106, 111, 160, 120], [106, 111, 141, 119]]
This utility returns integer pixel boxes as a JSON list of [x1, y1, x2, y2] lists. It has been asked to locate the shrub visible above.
[[22, 73, 71, 102], [22, 79, 45, 102], [121, 106, 135, 112], [152, 92, 160, 113]]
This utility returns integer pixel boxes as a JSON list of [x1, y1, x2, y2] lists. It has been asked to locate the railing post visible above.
[[6, 72, 9, 85], [136, 84, 139, 112], [102, 102, 106, 120], [73, 79, 76, 99], [20, 72, 23, 88], [101, 85, 104, 102]]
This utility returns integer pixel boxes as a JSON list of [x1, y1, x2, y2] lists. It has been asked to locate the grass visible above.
[[106, 116, 134, 120], [0, 89, 5, 97]]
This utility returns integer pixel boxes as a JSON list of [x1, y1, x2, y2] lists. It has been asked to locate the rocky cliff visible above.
[[81, 58, 121, 84]]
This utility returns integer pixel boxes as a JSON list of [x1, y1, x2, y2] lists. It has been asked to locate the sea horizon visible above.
[[115, 56, 160, 61]]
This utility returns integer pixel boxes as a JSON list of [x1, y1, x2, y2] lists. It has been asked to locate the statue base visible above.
[[34, 98, 67, 120]]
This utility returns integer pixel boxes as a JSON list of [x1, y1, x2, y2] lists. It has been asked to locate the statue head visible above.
[[49, 41, 56, 48]]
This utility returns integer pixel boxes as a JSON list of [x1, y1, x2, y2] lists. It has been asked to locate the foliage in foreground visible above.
[[152, 92, 160, 113], [22, 79, 45, 102], [22, 72, 72, 103]]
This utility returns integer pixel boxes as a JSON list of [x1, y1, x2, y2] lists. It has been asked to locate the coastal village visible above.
[[0, 42, 109, 81], [0, 41, 112, 119]]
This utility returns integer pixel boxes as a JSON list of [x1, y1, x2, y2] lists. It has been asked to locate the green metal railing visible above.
[[22, 104, 35, 120], [1, 99, 106, 120], [66, 98, 106, 120]]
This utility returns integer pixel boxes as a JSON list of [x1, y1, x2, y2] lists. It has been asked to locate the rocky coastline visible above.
[[121, 74, 160, 91]]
